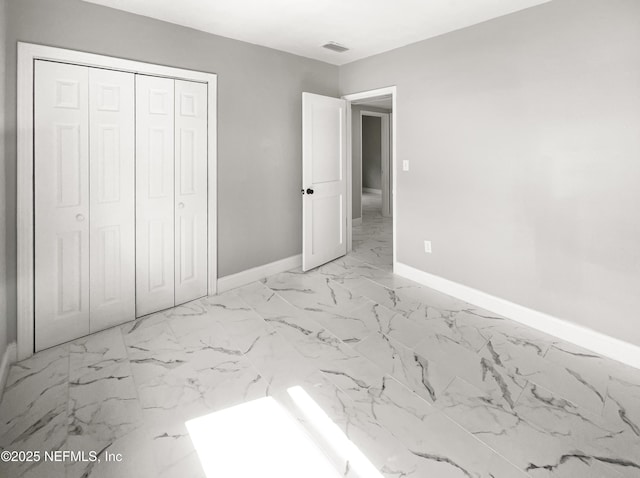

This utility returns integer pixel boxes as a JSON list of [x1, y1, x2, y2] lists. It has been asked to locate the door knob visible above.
[[76, 214, 85, 222], [306, 188, 314, 195], [177, 202, 185, 209]]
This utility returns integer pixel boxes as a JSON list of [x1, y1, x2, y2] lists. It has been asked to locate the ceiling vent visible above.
[[322, 42, 349, 53]]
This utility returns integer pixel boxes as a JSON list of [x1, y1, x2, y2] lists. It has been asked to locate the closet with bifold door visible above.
[[34, 60, 209, 352], [135, 75, 208, 317]]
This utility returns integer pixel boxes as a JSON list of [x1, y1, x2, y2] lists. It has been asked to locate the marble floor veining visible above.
[[1, 192, 639, 477]]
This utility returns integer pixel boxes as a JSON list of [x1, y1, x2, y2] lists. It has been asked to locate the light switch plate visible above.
[[424, 240, 432, 253], [402, 160, 409, 171]]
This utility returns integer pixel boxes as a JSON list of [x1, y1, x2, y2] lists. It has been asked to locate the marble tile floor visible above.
[[351, 192, 393, 271], [1, 193, 639, 477]]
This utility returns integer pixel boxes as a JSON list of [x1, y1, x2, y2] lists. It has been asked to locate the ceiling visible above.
[[83, 0, 551, 65], [352, 95, 392, 110]]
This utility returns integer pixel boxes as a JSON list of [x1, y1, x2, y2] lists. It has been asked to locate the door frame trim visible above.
[[359, 110, 391, 218], [17, 42, 218, 360], [342, 86, 397, 269]]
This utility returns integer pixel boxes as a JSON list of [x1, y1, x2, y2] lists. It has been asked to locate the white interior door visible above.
[[35, 61, 90, 351], [136, 75, 176, 317], [302, 93, 347, 271], [174, 80, 208, 305], [89, 68, 136, 331]]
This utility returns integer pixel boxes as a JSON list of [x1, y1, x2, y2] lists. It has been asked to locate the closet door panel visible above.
[[136, 75, 176, 317], [34, 61, 90, 351], [89, 68, 135, 331], [174, 80, 208, 305]]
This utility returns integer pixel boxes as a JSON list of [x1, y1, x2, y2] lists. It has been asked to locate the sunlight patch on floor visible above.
[[288, 386, 384, 478], [186, 394, 342, 478]]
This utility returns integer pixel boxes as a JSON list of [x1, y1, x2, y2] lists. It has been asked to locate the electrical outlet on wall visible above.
[[424, 240, 432, 253]]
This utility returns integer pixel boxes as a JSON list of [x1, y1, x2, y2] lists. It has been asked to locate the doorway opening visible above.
[[343, 88, 396, 272], [359, 110, 391, 218]]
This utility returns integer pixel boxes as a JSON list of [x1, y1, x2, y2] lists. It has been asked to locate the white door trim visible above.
[[342, 87, 397, 268], [360, 110, 391, 218], [17, 42, 218, 360]]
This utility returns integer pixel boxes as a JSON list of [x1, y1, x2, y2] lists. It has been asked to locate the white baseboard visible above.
[[395, 262, 640, 370], [353, 217, 362, 226], [217, 254, 302, 293], [0, 342, 17, 401], [362, 188, 382, 195]]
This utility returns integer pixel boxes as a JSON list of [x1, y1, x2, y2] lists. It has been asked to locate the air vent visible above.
[[322, 42, 349, 53]]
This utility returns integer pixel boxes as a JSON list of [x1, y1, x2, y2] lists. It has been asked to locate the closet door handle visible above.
[[76, 214, 85, 222], [306, 188, 314, 195], [177, 202, 185, 209]]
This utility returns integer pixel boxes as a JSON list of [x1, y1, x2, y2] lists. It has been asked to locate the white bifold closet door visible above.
[[89, 68, 136, 330], [35, 61, 89, 351], [135, 75, 176, 317], [135, 76, 208, 317], [174, 80, 208, 305], [34, 61, 135, 351]]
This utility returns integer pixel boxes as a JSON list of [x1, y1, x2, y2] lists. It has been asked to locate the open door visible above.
[[302, 93, 347, 271]]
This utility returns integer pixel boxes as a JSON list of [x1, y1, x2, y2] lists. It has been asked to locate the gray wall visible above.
[[3, 0, 338, 343], [0, 0, 7, 360], [362, 116, 382, 190], [351, 105, 389, 219], [340, 0, 640, 346]]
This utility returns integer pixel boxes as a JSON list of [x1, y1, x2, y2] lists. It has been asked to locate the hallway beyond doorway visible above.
[[351, 192, 392, 271]]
